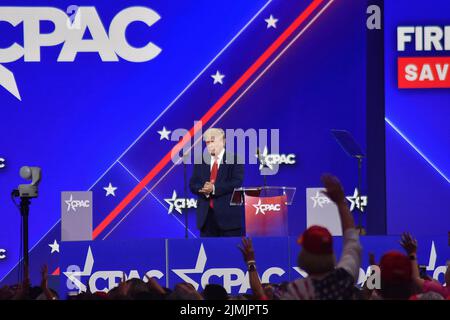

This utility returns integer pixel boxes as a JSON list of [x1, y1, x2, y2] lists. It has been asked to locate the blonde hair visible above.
[[203, 128, 225, 142]]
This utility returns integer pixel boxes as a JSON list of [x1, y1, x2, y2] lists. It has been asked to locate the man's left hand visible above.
[[199, 182, 214, 194]]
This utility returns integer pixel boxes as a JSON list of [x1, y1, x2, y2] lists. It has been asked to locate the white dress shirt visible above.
[[210, 148, 225, 171]]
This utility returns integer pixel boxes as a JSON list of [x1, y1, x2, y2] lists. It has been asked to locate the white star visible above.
[[157, 126, 171, 140], [311, 191, 331, 208], [172, 244, 207, 290], [103, 183, 117, 197], [346, 188, 368, 212], [164, 190, 180, 214], [63, 246, 94, 293], [211, 70, 225, 85], [253, 199, 266, 215], [256, 146, 273, 170], [49, 239, 59, 253], [265, 15, 278, 29], [65, 194, 76, 212]]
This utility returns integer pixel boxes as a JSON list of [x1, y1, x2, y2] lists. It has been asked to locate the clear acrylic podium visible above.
[[231, 186, 296, 237]]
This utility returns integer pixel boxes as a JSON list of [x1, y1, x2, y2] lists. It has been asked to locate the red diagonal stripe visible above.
[[92, 0, 324, 239]]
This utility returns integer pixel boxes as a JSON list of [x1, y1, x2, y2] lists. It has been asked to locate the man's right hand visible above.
[[400, 232, 418, 255], [321, 174, 346, 205], [238, 237, 255, 263], [199, 182, 214, 195], [321, 174, 356, 232]]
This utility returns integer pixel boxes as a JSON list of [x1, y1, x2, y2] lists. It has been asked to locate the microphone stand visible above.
[[12, 189, 31, 282], [356, 155, 365, 235], [256, 148, 268, 196], [20, 197, 30, 281], [183, 153, 188, 239]]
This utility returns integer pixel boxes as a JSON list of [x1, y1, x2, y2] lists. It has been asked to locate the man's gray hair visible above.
[[203, 128, 225, 141]]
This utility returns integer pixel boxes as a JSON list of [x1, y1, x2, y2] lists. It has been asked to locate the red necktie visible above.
[[209, 157, 218, 208]]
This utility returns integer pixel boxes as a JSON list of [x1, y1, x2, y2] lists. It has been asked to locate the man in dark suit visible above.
[[189, 128, 244, 237]]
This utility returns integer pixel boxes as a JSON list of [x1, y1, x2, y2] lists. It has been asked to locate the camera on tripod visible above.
[[11, 166, 42, 280], [12, 166, 42, 198]]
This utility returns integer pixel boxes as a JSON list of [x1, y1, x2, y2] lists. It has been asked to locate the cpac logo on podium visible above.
[[252, 199, 281, 215], [0, 6, 162, 100], [0, 248, 6, 260]]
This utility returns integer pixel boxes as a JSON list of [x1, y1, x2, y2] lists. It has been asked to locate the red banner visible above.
[[398, 56, 450, 88]]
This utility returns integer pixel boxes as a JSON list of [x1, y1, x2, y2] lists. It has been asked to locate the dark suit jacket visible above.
[[189, 151, 244, 231]]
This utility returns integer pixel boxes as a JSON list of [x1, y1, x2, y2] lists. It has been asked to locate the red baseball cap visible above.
[[297, 225, 333, 255], [380, 251, 412, 284]]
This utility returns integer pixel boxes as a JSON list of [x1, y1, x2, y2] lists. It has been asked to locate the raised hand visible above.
[[117, 272, 130, 296], [320, 174, 356, 232], [400, 232, 418, 255], [320, 174, 346, 205], [238, 238, 265, 298], [238, 237, 255, 263]]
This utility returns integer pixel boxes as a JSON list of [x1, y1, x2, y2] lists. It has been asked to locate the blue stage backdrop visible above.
[[384, 0, 450, 236], [0, 0, 369, 285]]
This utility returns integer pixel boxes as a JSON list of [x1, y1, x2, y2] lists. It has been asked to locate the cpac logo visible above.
[[345, 188, 368, 212], [0, 6, 162, 100], [310, 188, 368, 212], [257, 147, 296, 170], [64, 246, 164, 293], [164, 190, 197, 214], [172, 244, 285, 294], [0, 157, 5, 169], [253, 199, 281, 215], [65, 194, 90, 212], [0, 248, 6, 260], [310, 191, 331, 208]]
